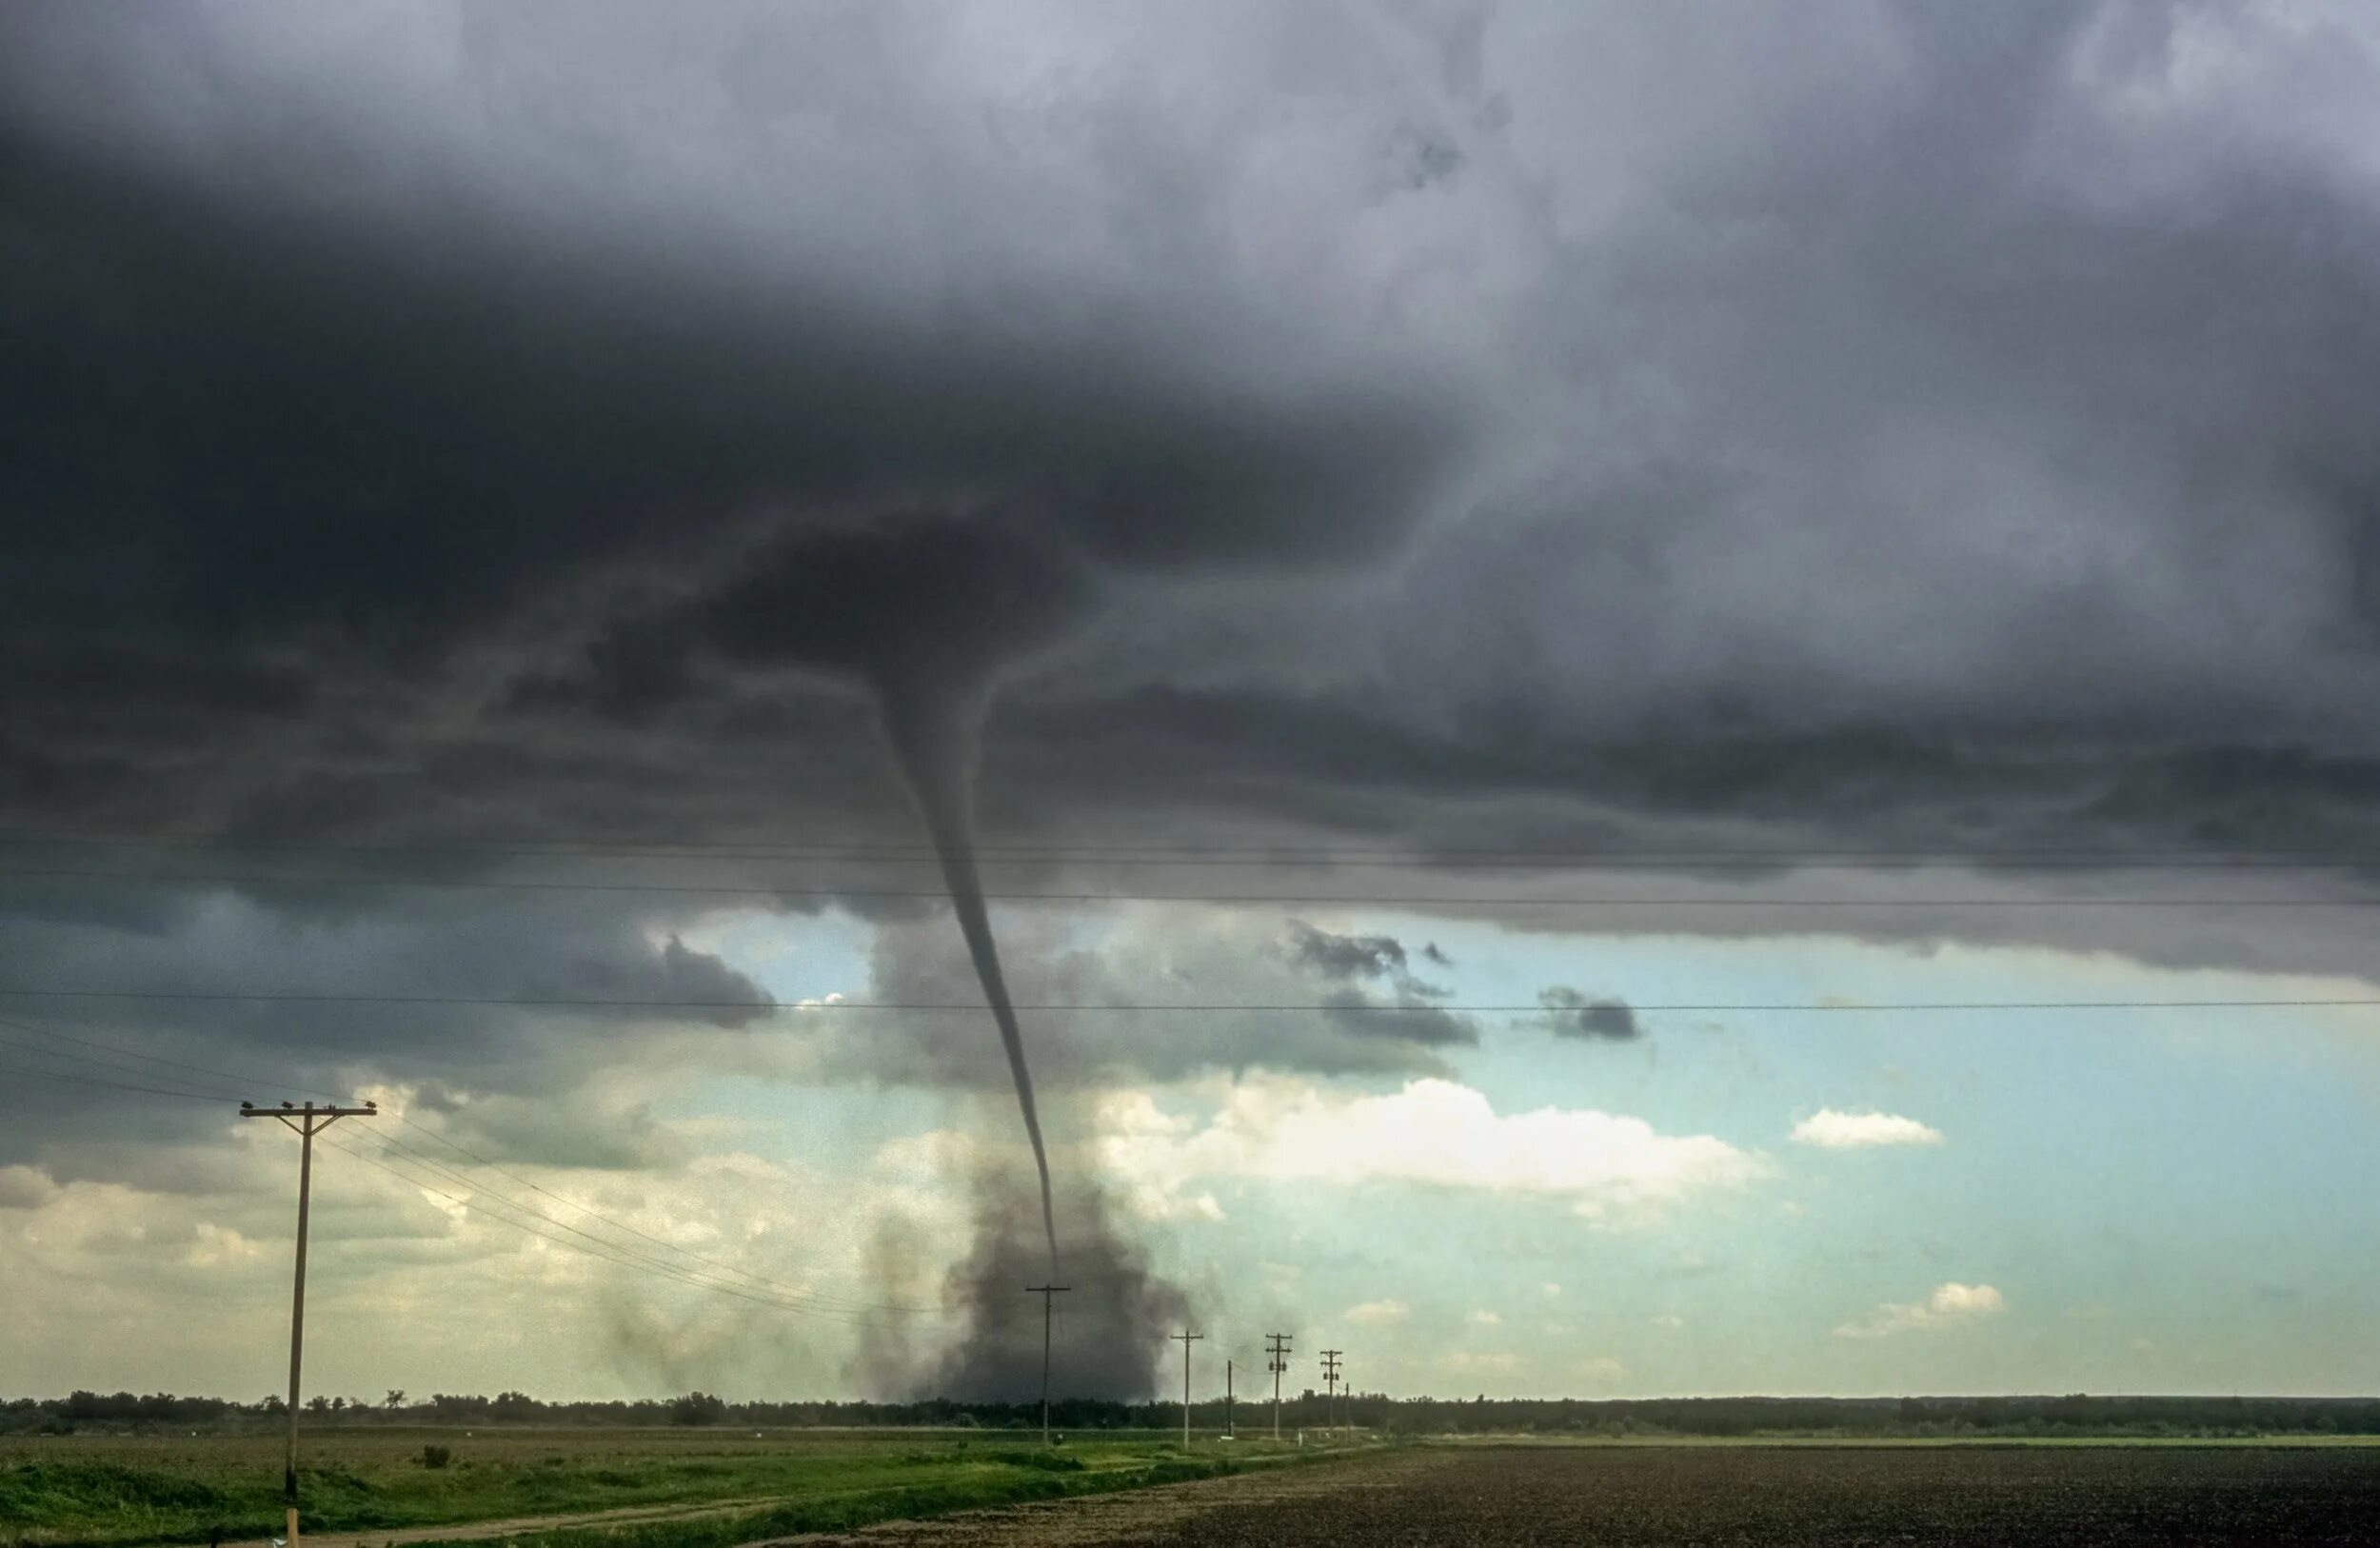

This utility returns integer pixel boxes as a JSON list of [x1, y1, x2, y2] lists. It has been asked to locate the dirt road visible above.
[[763, 1443, 2380, 1546], [757, 1450, 1445, 1548]]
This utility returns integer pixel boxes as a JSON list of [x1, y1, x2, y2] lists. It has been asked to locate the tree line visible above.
[[11, 1390, 2380, 1438]]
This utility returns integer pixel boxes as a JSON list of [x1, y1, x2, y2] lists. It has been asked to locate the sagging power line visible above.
[[10, 828, 2380, 867], [0, 1012, 942, 1325], [5, 987, 2376, 1013], [10, 866, 2380, 907]]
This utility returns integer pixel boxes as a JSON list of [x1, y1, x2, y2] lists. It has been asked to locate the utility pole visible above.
[[1024, 1284, 1070, 1445], [242, 1100, 376, 1548], [1225, 1359, 1234, 1439], [1320, 1350, 1343, 1435], [1170, 1330, 1202, 1448], [1265, 1333, 1293, 1441]]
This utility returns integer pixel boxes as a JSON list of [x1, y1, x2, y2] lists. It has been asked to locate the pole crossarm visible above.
[[243, 1101, 380, 1136]]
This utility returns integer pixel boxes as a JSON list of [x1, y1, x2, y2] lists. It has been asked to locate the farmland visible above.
[[791, 1441, 2380, 1546], [16, 1434, 2380, 1548], [0, 1428, 1347, 1548]]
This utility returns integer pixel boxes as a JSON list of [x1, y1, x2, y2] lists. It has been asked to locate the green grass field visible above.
[[0, 1427, 1348, 1548]]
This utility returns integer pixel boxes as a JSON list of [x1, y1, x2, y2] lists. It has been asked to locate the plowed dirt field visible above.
[[772, 1442, 2380, 1546]]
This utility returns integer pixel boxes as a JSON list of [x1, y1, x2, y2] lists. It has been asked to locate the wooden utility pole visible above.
[[1225, 1359, 1234, 1439], [1265, 1333, 1293, 1441], [1024, 1284, 1070, 1444], [1170, 1330, 1203, 1447], [242, 1100, 376, 1548], [1320, 1350, 1343, 1434]]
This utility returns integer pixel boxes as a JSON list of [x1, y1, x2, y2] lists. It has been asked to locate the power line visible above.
[[1, 987, 2374, 1013], [379, 1117, 942, 1316], [0, 1012, 347, 1101], [7, 829, 2379, 865], [0, 1059, 246, 1102], [348, 1129, 936, 1320], [0, 1012, 940, 1317], [0, 1031, 254, 1099], [9, 867, 2380, 906], [318, 1134, 928, 1331]]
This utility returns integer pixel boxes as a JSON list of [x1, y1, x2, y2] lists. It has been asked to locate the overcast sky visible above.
[[5, 0, 2380, 1403]]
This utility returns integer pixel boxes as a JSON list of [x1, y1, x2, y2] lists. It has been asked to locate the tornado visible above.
[[690, 509, 1091, 1269], [877, 679, 1059, 1268]]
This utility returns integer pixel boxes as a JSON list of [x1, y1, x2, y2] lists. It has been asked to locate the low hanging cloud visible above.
[[1535, 986, 1643, 1042], [1835, 1281, 2006, 1340], [1792, 1109, 1948, 1149], [1096, 1077, 1767, 1222], [1291, 923, 1471, 1043], [1291, 923, 1411, 981], [1344, 1299, 1411, 1327]]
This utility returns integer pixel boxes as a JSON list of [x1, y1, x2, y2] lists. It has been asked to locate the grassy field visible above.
[[0, 1428, 1348, 1548], [21, 1428, 2379, 1548]]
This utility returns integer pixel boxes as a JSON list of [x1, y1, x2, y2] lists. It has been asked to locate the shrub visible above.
[[419, 1446, 452, 1470]]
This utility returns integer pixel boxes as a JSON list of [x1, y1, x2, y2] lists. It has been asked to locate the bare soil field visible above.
[[777, 1442, 2380, 1546]]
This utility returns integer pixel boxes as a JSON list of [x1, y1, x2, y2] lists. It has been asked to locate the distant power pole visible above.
[[1265, 1333, 1293, 1441], [242, 1100, 376, 1548], [1170, 1330, 1203, 1448], [1225, 1359, 1235, 1439], [1321, 1350, 1343, 1434], [1025, 1284, 1070, 1445]]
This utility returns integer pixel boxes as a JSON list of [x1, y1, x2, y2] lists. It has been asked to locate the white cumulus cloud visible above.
[[1792, 1109, 1946, 1149], [1835, 1281, 2006, 1339], [1443, 1351, 1522, 1376], [1346, 1299, 1411, 1327], [1097, 1078, 1766, 1222]]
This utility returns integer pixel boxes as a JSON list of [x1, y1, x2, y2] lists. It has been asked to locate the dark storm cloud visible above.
[[1286, 923, 1472, 1045], [829, 906, 1473, 1093], [5, 0, 2375, 853], [1535, 987, 1642, 1042], [1290, 923, 1410, 981], [0, 886, 773, 1174], [1321, 987, 1478, 1049], [5, 0, 2380, 1167], [0, 6, 1467, 645]]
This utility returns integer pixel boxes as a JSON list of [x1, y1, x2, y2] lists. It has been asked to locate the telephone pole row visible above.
[[242, 1100, 377, 1548]]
